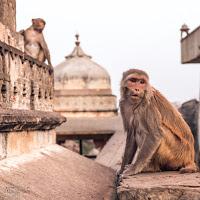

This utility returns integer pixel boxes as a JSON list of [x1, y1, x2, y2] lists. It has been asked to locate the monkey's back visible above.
[[151, 89, 195, 170]]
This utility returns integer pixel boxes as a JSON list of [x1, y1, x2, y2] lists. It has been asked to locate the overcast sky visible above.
[[17, 0, 200, 103]]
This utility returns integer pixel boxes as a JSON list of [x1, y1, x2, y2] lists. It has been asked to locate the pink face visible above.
[[32, 18, 45, 31], [125, 74, 148, 99]]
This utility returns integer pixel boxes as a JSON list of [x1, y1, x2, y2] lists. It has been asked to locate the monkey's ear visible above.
[[122, 72, 126, 79], [32, 19, 35, 24], [42, 19, 46, 25]]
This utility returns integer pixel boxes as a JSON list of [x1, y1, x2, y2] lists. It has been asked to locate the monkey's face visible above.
[[32, 18, 46, 32], [123, 73, 148, 101]]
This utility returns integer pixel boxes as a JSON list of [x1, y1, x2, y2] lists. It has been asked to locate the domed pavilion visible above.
[[54, 35, 117, 117]]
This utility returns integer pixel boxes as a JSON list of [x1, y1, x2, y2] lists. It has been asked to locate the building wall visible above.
[[58, 111, 117, 118], [0, 130, 56, 159], [55, 77, 110, 90], [181, 26, 200, 63], [0, 0, 16, 32], [54, 95, 117, 112]]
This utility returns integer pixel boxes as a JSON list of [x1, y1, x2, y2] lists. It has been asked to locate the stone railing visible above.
[[0, 22, 53, 111]]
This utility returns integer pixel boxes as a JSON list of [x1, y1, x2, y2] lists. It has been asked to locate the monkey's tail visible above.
[[114, 172, 121, 200]]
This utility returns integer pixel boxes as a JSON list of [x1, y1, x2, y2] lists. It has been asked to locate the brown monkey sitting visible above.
[[20, 18, 52, 66], [119, 69, 197, 177]]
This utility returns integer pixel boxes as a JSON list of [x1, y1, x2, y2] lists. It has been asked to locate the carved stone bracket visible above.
[[0, 108, 66, 132]]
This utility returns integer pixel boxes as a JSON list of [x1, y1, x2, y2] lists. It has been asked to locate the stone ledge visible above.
[[0, 108, 66, 132], [117, 172, 200, 200]]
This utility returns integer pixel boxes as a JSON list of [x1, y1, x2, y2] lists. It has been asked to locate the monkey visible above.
[[20, 18, 52, 66], [119, 69, 197, 178]]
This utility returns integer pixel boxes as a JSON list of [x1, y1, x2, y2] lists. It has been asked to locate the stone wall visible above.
[[0, 0, 16, 32], [0, 130, 56, 159]]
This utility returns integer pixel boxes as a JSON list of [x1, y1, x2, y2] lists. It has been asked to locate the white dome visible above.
[[54, 36, 111, 90], [53, 35, 117, 118]]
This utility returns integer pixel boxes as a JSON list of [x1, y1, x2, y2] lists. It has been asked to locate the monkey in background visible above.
[[20, 18, 52, 66], [119, 69, 197, 178]]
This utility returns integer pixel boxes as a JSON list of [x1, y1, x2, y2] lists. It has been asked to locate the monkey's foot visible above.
[[142, 163, 161, 173], [180, 163, 198, 173]]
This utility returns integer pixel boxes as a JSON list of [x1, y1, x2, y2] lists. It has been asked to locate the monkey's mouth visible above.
[[131, 94, 140, 98], [132, 94, 138, 96]]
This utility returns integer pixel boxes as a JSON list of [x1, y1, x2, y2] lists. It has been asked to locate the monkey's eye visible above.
[[140, 79, 145, 84], [129, 78, 137, 83]]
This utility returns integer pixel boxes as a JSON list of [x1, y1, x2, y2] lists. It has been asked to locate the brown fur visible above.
[[20, 18, 52, 66], [120, 69, 197, 177]]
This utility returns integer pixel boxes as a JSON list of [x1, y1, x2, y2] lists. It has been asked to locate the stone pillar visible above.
[[0, 0, 16, 31]]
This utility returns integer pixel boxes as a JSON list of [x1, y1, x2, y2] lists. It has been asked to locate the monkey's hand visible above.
[[19, 29, 25, 35], [121, 164, 140, 178], [48, 64, 54, 74]]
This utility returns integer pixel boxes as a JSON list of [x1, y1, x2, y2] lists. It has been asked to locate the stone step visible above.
[[118, 172, 200, 200]]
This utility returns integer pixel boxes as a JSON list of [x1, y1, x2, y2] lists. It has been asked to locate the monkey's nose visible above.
[[132, 89, 140, 96], [134, 88, 140, 92]]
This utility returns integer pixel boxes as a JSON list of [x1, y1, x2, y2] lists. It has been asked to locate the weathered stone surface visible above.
[[0, 0, 16, 32], [0, 130, 56, 159], [96, 116, 125, 171], [0, 144, 116, 200], [0, 109, 66, 132], [6, 130, 56, 158], [0, 22, 24, 51], [118, 172, 200, 200]]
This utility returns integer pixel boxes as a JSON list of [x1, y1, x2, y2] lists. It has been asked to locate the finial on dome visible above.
[[75, 34, 80, 46], [65, 33, 92, 59], [180, 24, 190, 39]]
